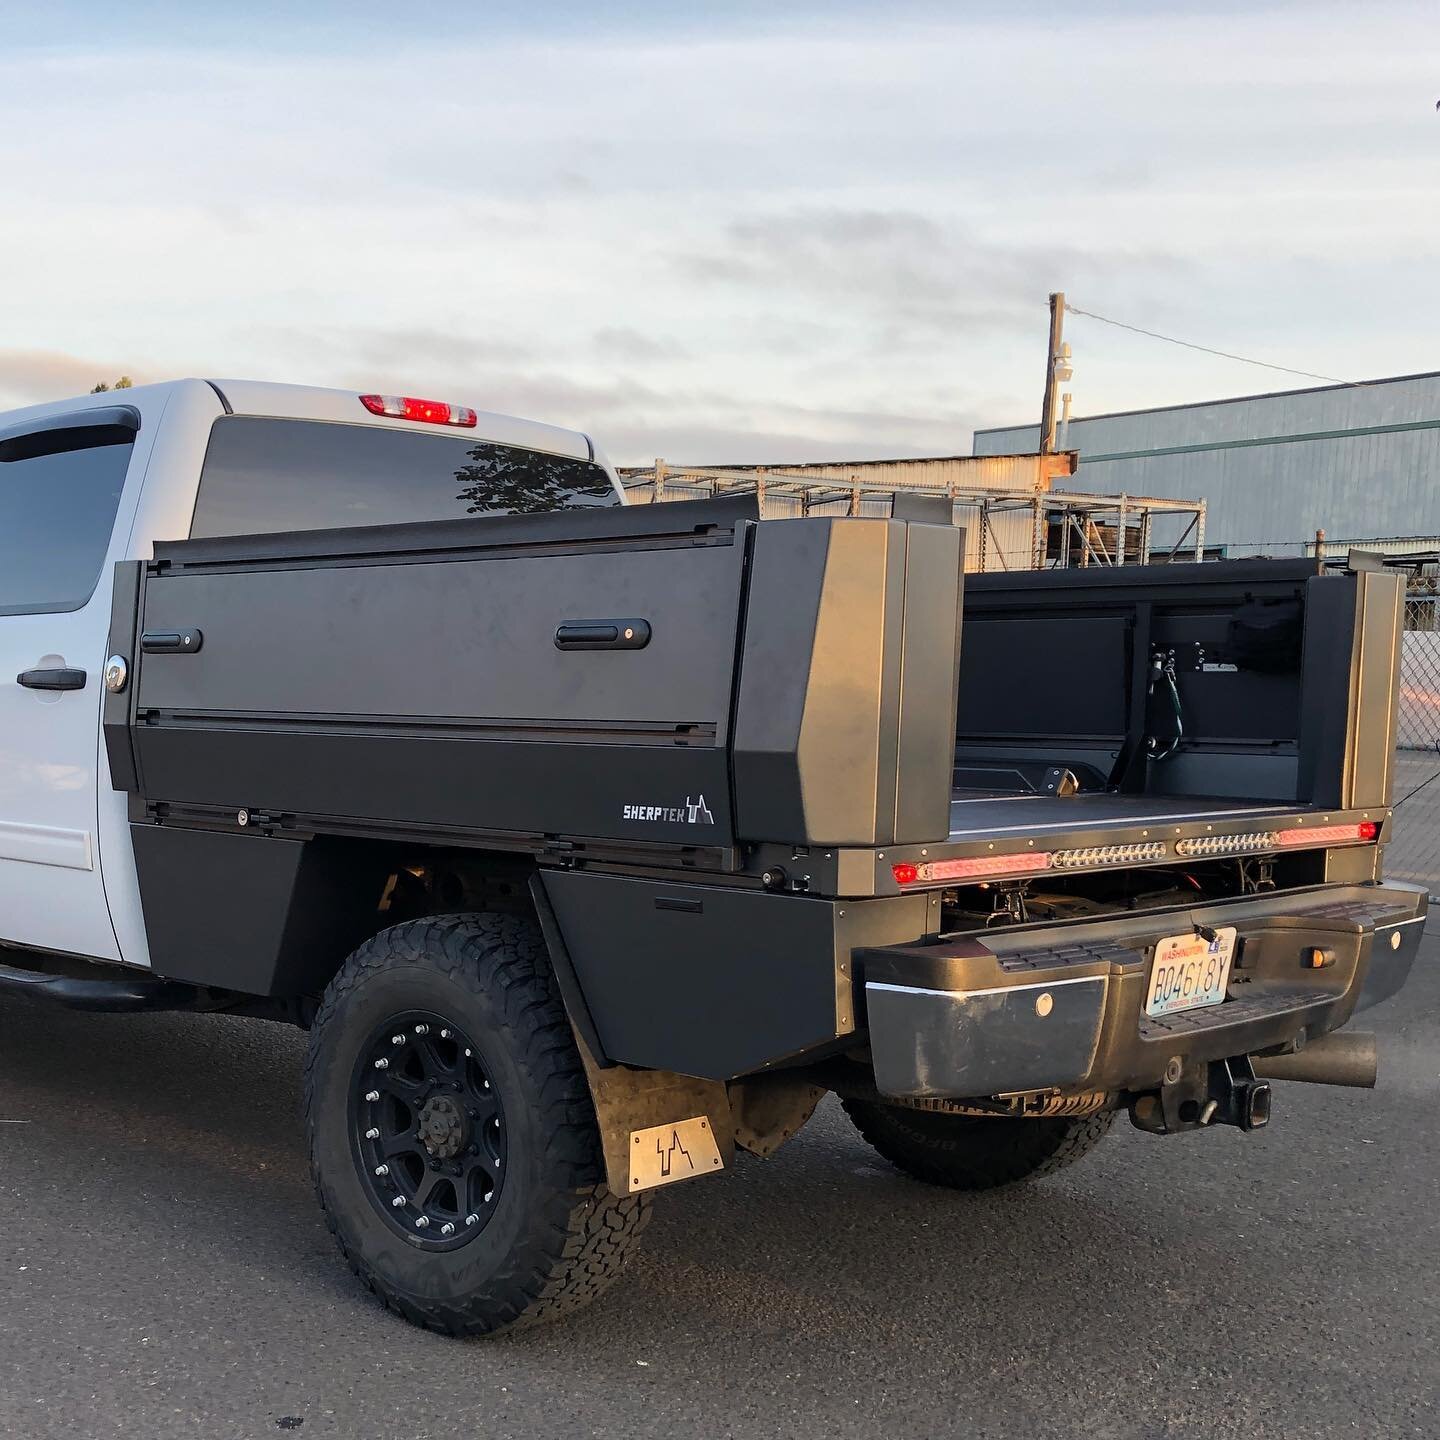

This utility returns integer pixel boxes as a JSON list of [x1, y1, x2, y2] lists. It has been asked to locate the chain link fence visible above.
[[1391, 589, 1440, 897]]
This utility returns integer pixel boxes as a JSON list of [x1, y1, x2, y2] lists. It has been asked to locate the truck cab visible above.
[[0, 379, 620, 970]]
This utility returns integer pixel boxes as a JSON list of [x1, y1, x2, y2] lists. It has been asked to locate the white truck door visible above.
[[0, 404, 150, 961]]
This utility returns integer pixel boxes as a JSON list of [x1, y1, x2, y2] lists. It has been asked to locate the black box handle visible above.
[[141, 628, 204, 654], [554, 619, 651, 651]]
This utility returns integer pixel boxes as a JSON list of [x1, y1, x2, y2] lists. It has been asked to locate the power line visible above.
[[1063, 303, 1357, 387]]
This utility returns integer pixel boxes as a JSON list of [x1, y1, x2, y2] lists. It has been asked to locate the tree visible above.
[[452, 442, 617, 514], [90, 376, 134, 393]]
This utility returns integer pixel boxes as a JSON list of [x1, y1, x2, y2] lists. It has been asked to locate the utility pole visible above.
[[1039, 291, 1065, 454]]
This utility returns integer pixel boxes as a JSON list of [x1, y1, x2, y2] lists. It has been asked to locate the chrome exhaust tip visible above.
[[1252, 1031, 1378, 1089]]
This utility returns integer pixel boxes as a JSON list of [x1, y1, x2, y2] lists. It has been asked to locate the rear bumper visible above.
[[858, 881, 1427, 1100]]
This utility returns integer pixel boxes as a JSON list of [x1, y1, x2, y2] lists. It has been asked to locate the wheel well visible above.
[[371, 846, 538, 929], [205, 837, 544, 1021]]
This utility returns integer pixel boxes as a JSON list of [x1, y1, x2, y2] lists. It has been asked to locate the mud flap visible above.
[[729, 1075, 825, 1158], [571, 1022, 735, 1194]]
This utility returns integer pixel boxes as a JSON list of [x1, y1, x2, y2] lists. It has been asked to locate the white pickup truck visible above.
[[0, 379, 619, 972], [0, 378, 1423, 1336]]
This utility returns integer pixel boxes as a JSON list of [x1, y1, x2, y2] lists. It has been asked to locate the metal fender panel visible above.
[[540, 869, 927, 1079], [130, 824, 389, 996]]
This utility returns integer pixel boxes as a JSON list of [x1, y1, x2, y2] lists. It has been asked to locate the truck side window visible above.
[[190, 417, 618, 539], [0, 426, 133, 616]]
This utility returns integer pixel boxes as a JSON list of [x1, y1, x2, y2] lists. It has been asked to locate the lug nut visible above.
[[440, 1222, 455, 1236], [464, 1048, 472, 1058], [391, 1196, 405, 1208], [391, 1034, 405, 1046], [414, 1024, 429, 1035], [466, 1213, 480, 1226], [439, 1029, 450, 1039], [365, 1127, 380, 1140], [374, 1058, 389, 1070], [365, 1090, 380, 1102], [374, 1164, 389, 1177], [415, 1216, 429, 1229]]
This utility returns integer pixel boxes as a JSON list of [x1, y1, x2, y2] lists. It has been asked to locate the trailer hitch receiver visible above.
[[1129, 1054, 1272, 1134], [1208, 1055, 1271, 1131]]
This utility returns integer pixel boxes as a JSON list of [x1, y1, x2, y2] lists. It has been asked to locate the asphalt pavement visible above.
[[2, 931, 1438, 1440]]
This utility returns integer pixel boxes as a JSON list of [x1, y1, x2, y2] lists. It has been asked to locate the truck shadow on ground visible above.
[[0, 1000, 1356, 1361]]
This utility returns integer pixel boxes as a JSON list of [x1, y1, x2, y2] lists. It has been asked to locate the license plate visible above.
[[1145, 927, 1237, 1017]]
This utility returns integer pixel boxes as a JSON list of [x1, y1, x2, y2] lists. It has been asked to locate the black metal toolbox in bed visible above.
[[104, 499, 965, 858]]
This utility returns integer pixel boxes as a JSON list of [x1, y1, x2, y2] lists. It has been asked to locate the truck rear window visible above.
[[190, 416, 618, 539]]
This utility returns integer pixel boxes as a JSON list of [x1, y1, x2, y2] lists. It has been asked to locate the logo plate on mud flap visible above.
[[628, 1116, 724, 1192]]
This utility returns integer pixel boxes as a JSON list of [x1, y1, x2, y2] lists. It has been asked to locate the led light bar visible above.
[[892, 851, 1053, 886], [889, 819, 1379, 888], [1277, 822, 1379, 848], [359, 393, 478, 427], [1174, 831, 1278, 859], [1051, 841, 1169, 869]]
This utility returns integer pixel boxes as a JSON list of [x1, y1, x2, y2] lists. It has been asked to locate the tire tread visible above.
[[842, 1099, 1114, 1192]]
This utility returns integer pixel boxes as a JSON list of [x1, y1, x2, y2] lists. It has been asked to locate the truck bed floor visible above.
[[946, 790, 1310, 842]]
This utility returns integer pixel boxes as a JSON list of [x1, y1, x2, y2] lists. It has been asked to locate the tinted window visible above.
[[0, 426, 132, 616], [190, 417, 619, 539]]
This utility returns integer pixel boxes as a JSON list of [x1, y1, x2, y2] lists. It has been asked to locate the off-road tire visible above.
[[304, 912, 650, 1336], [843, 1100, 1114, 1191]]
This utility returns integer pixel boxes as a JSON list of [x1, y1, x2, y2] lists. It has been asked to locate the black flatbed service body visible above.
[[95, 498, 1420, 1112]]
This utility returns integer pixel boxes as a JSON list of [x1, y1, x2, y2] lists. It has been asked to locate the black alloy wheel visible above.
[[352, 1011, 506, 1249]]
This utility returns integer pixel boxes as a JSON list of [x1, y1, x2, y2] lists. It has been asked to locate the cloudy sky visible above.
[[1, 0, 1436, 463]]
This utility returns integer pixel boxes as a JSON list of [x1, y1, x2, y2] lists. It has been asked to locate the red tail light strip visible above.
[[1277, 822, 1378, 847], [894, 851, 1053, 886]]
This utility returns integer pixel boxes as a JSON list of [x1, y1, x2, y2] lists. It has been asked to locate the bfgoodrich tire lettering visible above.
[[304, 912, 649, 1335], [842, 1100, 1114, 1191]]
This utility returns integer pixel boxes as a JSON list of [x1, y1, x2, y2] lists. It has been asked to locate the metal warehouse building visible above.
[[974, 370, 1440, 558]]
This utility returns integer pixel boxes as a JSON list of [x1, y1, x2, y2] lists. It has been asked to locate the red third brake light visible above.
[[1276, 822, 1378, 848], [359, 394, 478, 428], [893, 851, 1053, 885]]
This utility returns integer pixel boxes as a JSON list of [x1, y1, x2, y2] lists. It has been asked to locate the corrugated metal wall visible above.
[[973, 371, 1440, 555]]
